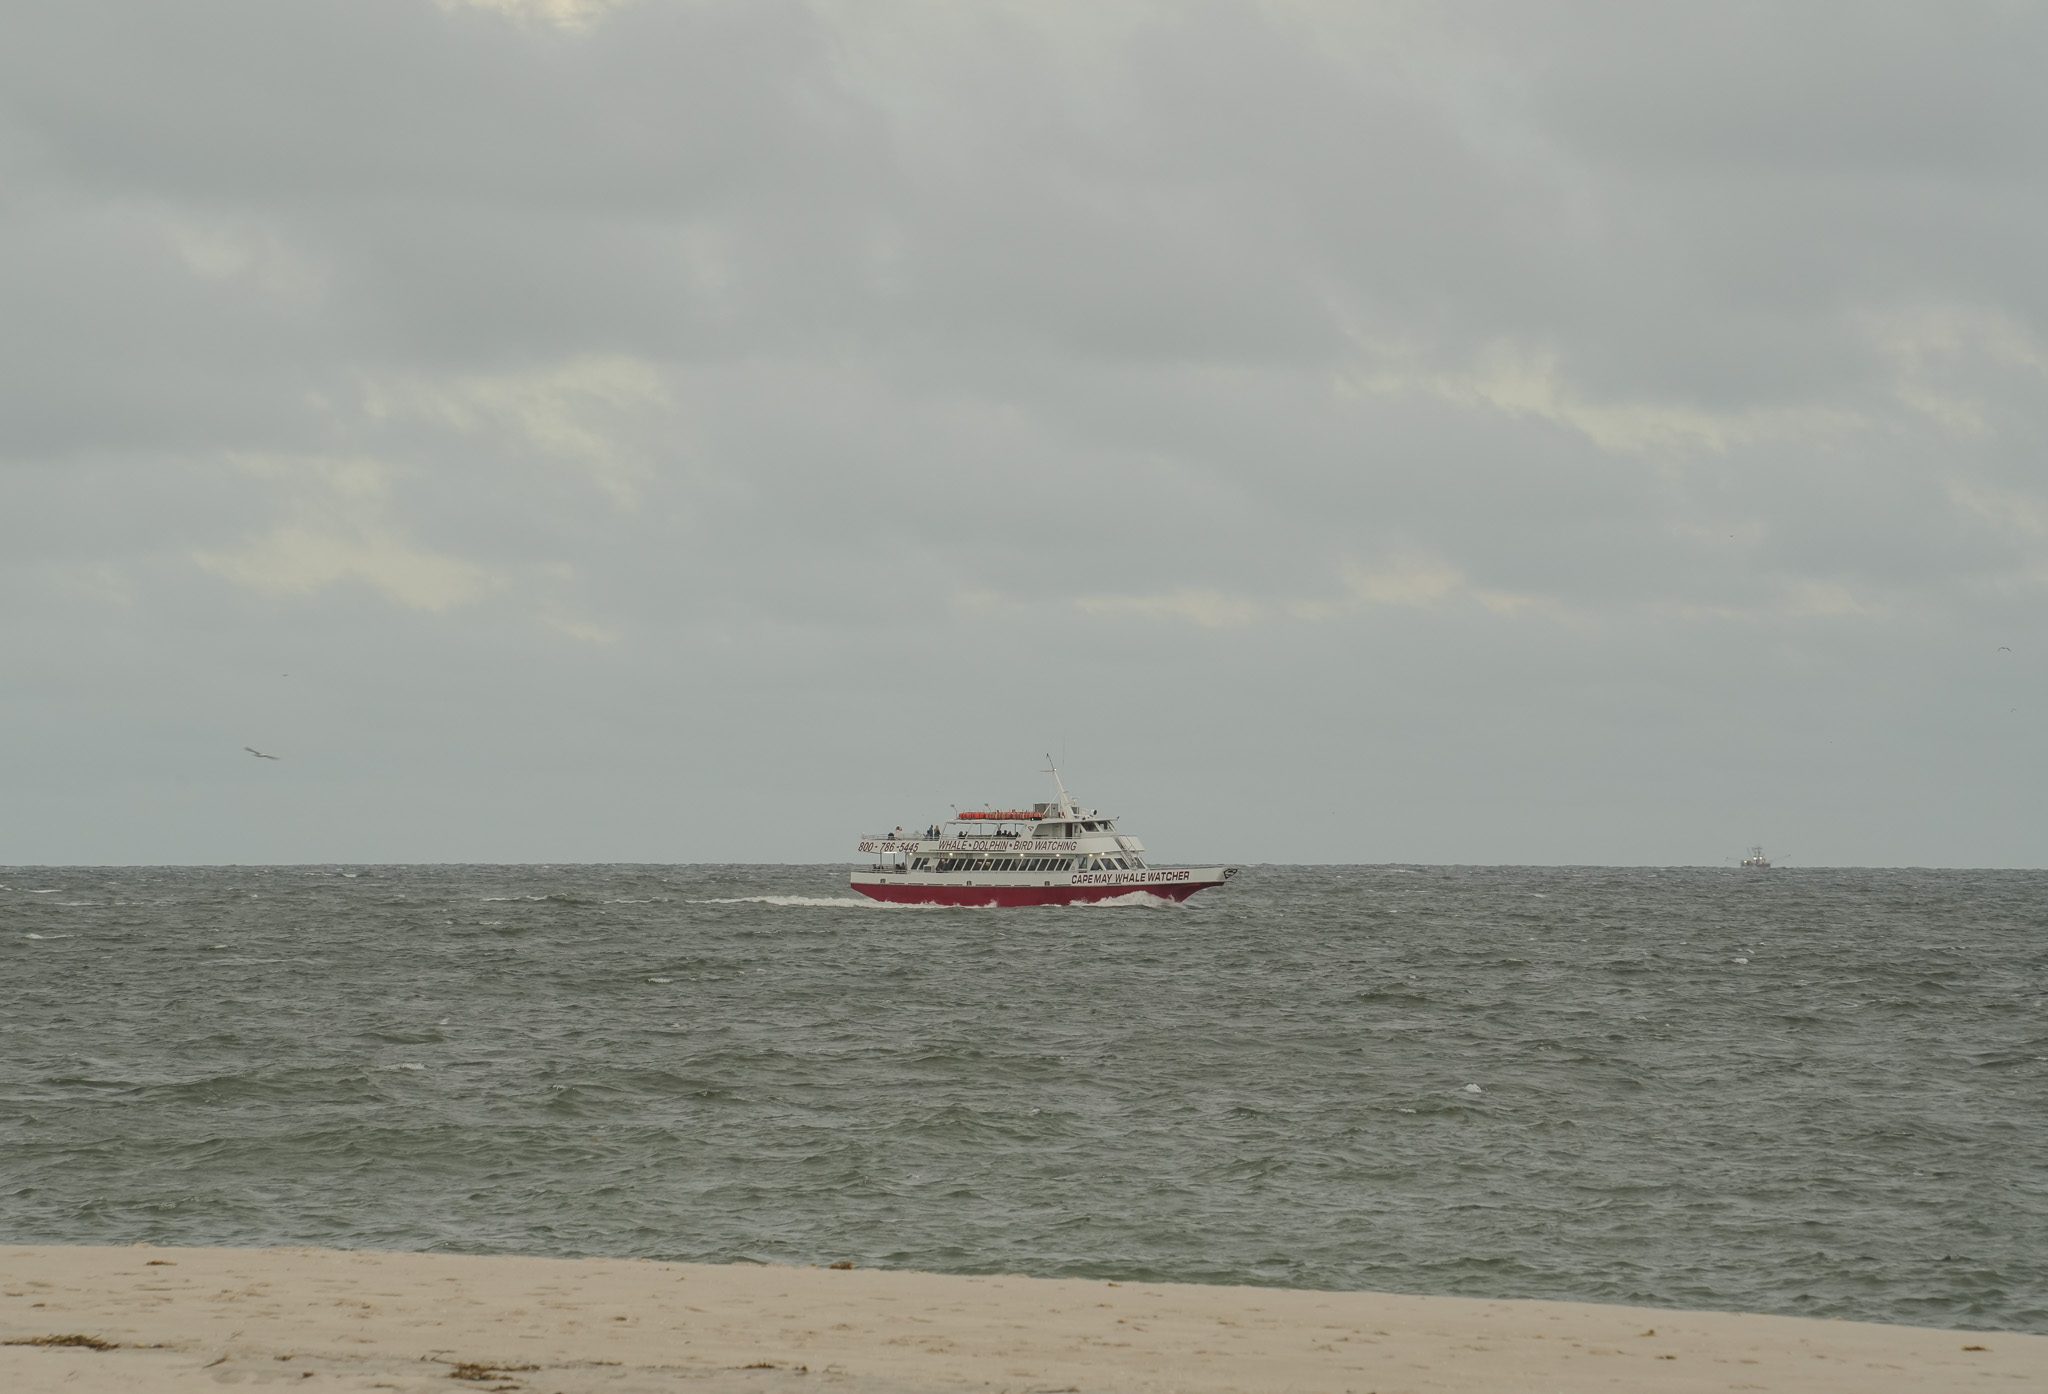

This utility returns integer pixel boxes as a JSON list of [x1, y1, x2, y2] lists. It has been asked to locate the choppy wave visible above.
[[1, 862, 2043, 1336]]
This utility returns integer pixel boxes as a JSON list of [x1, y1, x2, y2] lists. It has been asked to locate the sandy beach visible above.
[[2, 1245, 2040, 1394]]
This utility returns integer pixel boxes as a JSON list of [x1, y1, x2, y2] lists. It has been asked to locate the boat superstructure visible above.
[[1741, 845, 1772, 869], [851, 763, 1236, 906]]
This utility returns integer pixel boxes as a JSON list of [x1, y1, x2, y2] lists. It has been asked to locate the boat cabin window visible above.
[[935, 855, 1077, 873]]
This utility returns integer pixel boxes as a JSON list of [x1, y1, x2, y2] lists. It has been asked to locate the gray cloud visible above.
[[2, 0, 2044, 866]]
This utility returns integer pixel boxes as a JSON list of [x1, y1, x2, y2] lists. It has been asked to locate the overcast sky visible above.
[[3, 0, 2044, 866]]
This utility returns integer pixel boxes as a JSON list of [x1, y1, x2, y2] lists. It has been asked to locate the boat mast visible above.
[[1045, 754, 1079, 819]]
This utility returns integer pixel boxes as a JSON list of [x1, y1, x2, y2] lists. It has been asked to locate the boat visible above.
[[851, 762, 1237, 906], [1741, 845, 1772, 869]]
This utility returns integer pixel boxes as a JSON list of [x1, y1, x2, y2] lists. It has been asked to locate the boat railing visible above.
[[863, 830, 1035, 841]]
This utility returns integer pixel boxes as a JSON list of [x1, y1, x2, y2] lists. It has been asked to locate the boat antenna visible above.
[[1044, 754, 1078, 819]]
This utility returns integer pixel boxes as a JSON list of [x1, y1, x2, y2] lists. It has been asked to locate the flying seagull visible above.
[[244, 746, 281, 761]]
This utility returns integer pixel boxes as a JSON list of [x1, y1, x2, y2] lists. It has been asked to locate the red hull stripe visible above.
[[850, 880, 1220, 906]]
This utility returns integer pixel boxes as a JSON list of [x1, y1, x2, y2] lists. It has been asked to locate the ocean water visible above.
[[2, 864, 2043, 1334]]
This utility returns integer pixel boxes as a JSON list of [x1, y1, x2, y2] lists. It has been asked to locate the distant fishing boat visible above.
[[1741, 845, 1772, 869], [851, 761, 1236, 906]]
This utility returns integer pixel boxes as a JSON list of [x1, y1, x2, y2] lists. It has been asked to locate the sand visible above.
[[2, 1245, 2041, 1393]]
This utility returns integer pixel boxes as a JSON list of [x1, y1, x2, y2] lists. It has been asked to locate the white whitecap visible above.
[[25, 933, 45, 940], [692, 895, 936, 909], [1078, 890, 1177, 909], [1734, 957, 1749, 964], [1464, 1083, 1483, 1093], [647, 977, 673, 984]]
